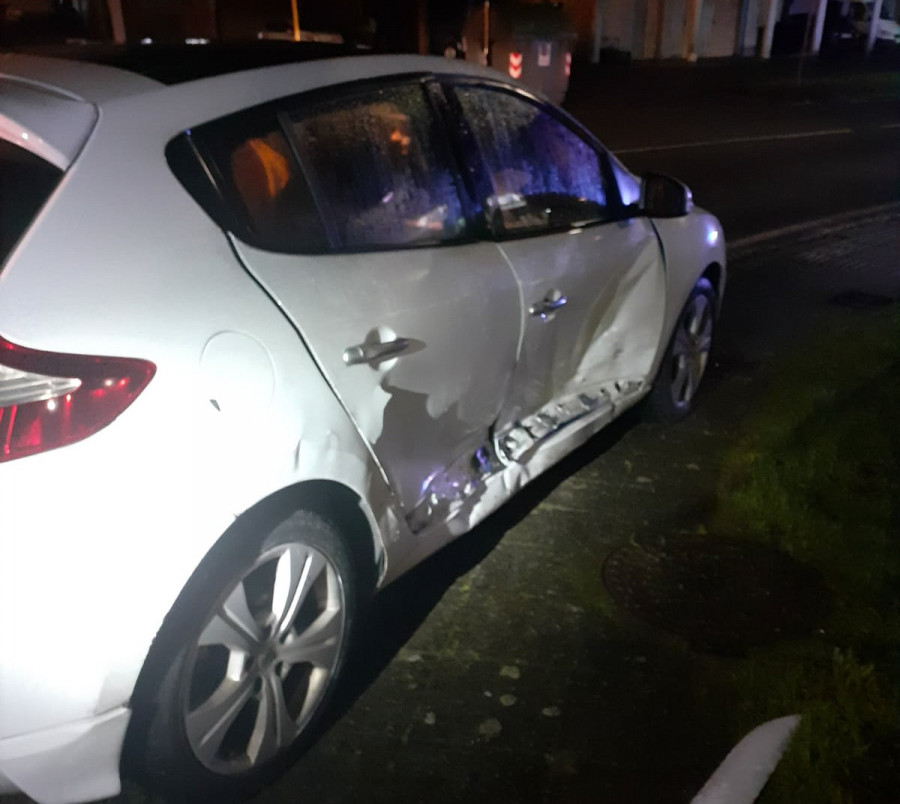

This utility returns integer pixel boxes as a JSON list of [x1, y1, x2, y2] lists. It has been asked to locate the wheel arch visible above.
[[256, 478, 383, 599], [701, 261, 725, 316], [122, 477, 382, 776]]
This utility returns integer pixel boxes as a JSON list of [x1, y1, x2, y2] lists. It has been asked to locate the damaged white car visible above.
[[0, 50, 725, 803]]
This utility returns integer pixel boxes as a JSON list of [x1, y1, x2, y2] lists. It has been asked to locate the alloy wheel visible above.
[[181, 542, 345, 774], [669, 292, 713, 409]]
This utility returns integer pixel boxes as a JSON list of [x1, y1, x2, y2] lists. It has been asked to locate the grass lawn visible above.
[[712, 308, 900, 802]]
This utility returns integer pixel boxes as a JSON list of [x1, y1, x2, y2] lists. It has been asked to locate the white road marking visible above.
[[881, 123, 900, 129], [615, 128, 853, 155], [729, 201, 900, 252], [691, 716, 801, 804]]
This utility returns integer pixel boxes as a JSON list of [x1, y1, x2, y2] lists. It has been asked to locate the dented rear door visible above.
[[217, 81, 521, 516]]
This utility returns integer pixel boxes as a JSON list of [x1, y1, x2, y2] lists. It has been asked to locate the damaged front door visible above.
[[450, 84, 666, 456]]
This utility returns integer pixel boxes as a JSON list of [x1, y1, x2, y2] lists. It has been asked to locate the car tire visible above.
[[124, 509, 357, 802], [644, 277, 716, 423]]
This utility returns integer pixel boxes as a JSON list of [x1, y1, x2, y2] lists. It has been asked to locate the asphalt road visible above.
[[565, 61, 900, 239]]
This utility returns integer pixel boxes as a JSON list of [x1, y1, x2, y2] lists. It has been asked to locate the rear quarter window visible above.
[[0, 139, 62, 267], [170, 81, 469, 254], [170, 114, 329, 254]]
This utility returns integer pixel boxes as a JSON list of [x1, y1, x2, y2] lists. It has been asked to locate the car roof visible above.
[[0, 45, 505, 106], [1, 51, 162, 104], [4, 41, 371, 89], [0, 47, 515, 108], [0, 48, 523, 169]]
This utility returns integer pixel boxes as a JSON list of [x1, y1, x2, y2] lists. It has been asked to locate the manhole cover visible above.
[[829, 290, 895, 310], [603, 535, 830, 655]]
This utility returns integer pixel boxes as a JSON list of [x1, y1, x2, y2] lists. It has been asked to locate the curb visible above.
[[728, 201, 900, 256]]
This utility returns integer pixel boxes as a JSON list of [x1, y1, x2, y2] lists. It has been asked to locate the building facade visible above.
[[3, 1, 893, 58], [559, 0, 896, 60], [560, 0, 772, 60]]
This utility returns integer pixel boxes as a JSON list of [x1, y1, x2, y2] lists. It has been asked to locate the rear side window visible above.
[[452, 86, 609, 237], [189, 115, 329, 253], [0, 139, 61, 267], [286, 85, 468, 250]]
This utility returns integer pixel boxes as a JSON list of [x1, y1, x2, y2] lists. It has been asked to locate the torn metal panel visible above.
[[393, 378, 645, 573], [406, 444, 499, 533], [496, 388, 613, 462]]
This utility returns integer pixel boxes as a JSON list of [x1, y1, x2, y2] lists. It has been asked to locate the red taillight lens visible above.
[[0, 336, 155, 463]]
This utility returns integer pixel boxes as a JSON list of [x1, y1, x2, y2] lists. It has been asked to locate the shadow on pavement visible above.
[[325, 407, 644, 727], [604, 532, 832, 657]]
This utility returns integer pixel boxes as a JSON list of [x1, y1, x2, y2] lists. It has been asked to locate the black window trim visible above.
[[167, 70, 634, 256], [169, 71, 492, 257], [166, 131, 246, 242], [421, 80, 492, 241], [180, 105, 330, 254], [274, 106, 339, 250]]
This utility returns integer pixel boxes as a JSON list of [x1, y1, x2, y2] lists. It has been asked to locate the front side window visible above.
[[288, 85, 467, 250], [453, 86, 609, 237]]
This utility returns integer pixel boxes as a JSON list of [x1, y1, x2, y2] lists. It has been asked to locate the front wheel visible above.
[[126, 510, 356, 802], [645, 277, 716, 423]]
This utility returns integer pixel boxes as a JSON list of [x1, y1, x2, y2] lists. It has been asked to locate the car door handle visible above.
[[529, 294, 568, 320], [343, 338, 412, 366]]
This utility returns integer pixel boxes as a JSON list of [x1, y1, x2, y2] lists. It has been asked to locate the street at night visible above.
[[2, 6, 899, 803], [102, 57, 897, 804], [566, 56, 900, 238]]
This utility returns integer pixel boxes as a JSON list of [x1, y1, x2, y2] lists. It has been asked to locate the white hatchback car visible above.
[[0, 47, 725, 804]]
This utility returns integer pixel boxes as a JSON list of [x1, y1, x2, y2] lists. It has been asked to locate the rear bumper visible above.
[[0, 707, 128, 804]]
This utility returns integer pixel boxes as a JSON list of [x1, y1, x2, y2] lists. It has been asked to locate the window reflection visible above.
[[290, 87, 466, 250], [455, 87, 609, 236], [201, 117, 328, 253]]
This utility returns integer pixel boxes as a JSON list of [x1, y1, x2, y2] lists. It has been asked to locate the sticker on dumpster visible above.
[[537, 41, 552, 67], [509, 52, 523, 79]]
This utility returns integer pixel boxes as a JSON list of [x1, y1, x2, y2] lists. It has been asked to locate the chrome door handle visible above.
[[343, 338, 411, 366], [529, 294, 568, 320]]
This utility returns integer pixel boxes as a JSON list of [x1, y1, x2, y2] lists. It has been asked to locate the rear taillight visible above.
[[0, 336, 155, 463]]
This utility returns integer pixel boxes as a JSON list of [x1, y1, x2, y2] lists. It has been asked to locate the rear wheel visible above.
[[126, 510, 356, 802], [645, 277, 716, 422]]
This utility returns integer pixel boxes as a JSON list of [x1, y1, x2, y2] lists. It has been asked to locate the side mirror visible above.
[[640, 173, 693, 218]]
